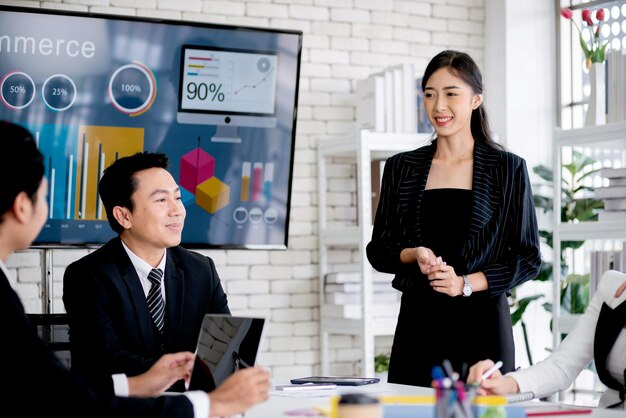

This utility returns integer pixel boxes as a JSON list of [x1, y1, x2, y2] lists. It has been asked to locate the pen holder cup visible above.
[[337, 393, 382, 418], [435, 386, 476, 418]]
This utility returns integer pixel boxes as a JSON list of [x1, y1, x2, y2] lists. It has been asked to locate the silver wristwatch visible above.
[[462, 274, 472, 297]]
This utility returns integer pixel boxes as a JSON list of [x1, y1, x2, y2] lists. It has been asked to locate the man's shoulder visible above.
[[168, 246, 213, 265], [67, 238, 121, 269]]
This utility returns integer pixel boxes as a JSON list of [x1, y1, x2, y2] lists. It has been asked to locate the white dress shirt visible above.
[[510, 270, 626, 409], [121, 240, 167, 302]]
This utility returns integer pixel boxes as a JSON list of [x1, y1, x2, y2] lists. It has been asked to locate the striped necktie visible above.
[[147, 268, 165, 333]]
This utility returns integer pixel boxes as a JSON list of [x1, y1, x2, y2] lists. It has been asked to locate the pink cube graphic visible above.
[[180, 148, 215, 193]]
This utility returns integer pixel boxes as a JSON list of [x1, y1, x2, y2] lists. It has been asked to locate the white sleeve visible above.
[[507, 285, 604, 398], [184, 390, 209, 418], [112, 375, 209, 417], [112, 373, 130, 396]]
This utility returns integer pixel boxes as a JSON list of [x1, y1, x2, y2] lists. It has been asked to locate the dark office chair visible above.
[[27, 313, 71, 368]]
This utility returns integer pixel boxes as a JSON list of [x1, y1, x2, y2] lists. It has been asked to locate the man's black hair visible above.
[[99, 152, 169, 234]]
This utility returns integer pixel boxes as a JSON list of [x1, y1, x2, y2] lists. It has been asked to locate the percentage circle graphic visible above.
[[264, 207, 278, 224], [257, 58, 271, 73], [108, 62, 156, 116], [249, 207, 263, 224], [233, 207, 248, 224], [42, 74, 77, 112], [0, 71, 36, 110]]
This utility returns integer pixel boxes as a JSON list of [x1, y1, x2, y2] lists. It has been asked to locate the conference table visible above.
[[244, 380, 625, 418]]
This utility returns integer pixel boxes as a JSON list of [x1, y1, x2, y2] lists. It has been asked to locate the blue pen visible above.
[[432, 365, 446, 381]]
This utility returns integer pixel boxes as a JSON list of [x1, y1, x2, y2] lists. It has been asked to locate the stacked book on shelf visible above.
[[595, 167, 626, 222], [322, 271, 399, 320], [355, 63, 433, 134], [590, 245, 626, 295], [607, 50, 626, 124]]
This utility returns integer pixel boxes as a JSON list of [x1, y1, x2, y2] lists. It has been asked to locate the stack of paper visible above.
[[322, 271, 400, 319], [596, 167, 626, 221]]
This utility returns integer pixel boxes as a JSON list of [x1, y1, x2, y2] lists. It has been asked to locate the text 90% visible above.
[[186, 82, 225, 102]]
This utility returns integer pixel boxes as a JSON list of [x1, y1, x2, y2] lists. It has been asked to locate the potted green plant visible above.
[[510, 150, 602, 364], [374, 353, 390, 380]]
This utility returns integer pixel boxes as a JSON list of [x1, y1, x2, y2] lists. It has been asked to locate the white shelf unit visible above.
[[317, 129, 431, 376], [551, 121, 626, 342]]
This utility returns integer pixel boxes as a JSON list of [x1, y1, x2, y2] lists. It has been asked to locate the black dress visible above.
[[387, 188, 507, 386]]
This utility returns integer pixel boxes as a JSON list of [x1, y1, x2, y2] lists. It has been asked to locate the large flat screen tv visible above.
[[0, 6, 302, 249]]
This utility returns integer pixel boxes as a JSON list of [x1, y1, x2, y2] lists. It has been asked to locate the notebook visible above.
[[187, 314, 265, 392]]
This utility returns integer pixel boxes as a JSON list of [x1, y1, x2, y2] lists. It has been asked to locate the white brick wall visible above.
[[3, 0, 485, 378]]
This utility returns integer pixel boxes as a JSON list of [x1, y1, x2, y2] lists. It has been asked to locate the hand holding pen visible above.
[[467, 360, 519, 396], [467, 360, 502, 385]]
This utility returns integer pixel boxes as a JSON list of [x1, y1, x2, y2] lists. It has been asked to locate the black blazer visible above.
[[63, 237, 230, 393], [367, 140, 541, 296], [1, 268, 194, 418]]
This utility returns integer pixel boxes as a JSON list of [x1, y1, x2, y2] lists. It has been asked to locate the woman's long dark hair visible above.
[[421, 50, 504, 151]]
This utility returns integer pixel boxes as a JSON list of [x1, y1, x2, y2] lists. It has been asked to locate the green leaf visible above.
[[519, 294, 544, 307], [540, 230, 553, 248], [572, 185, 595, 194], [571, 150, 597, 171], [511, 308, 523, 326], [579, 34, 590, 56], [575, 167, 601, 182], [542, 302, 553, 313], [534, 195, 552, 213], [562, 162, 578, 178], [533, 165, 553, 182], [561, 274, 590, 314], [534, 261, 552, 282], [374, 353, 390, 373], [599, 42, 609, 61], [562, 239, 586, 251]]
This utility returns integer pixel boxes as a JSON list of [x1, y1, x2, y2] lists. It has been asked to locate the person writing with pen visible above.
[[367, 50, 541, 387], [468, 270, 626, 410]]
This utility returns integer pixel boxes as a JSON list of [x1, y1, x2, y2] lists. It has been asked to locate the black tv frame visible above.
[[0, 5, 302, 250]]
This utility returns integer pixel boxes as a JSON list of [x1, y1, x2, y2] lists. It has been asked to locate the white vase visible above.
[[585, 62, 606, 126]]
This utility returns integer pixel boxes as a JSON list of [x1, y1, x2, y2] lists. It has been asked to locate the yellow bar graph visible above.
[[74, 125, 144, 220]]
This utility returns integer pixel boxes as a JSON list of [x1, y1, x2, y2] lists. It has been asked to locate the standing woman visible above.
[[366, 50, 541, 386]]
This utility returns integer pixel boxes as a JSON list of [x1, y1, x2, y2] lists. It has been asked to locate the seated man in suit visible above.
[[63, 151, 231, 394], [0, 121, 269, 418]]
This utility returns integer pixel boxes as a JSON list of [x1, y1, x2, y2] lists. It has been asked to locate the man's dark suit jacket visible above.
[[1, 268, 194, 418], [63, 237, 230, 394]]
